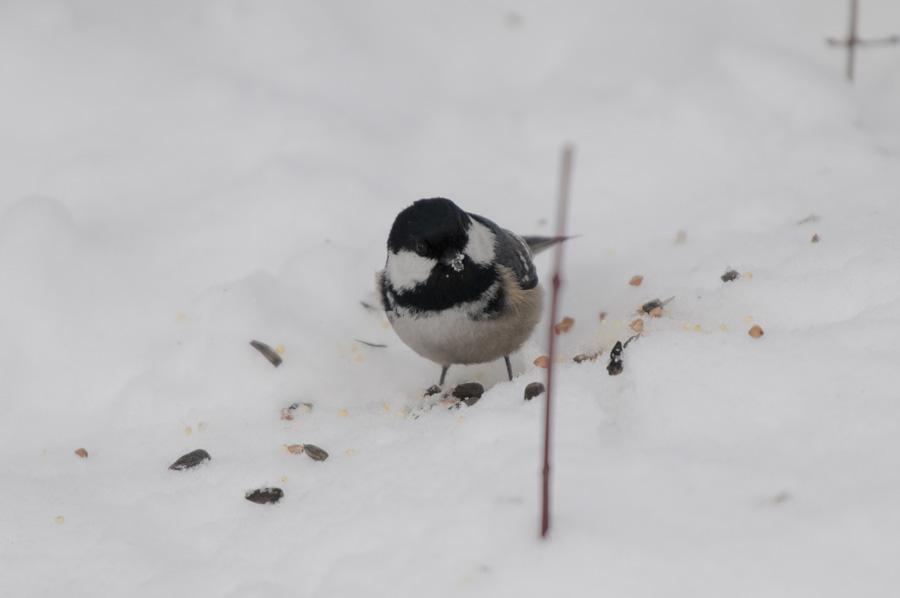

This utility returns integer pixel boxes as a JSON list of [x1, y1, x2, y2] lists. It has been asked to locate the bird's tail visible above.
[[523, 235, 574, 256]]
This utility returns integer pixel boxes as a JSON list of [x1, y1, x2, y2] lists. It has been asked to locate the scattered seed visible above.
[[749, 325, 764, 338], [640, 296, 674, 314], [554, 316, 575, 334], [338, 410, 348, 418], [424, 385, 442, 397], [719, 324, 727, 331], [693, 324, 701, 332], [185, 426, 192, 436], [345, 449, 356, 456], [280, 403, 301, 420], [55, 515, 65, 524], [533, 355, 550, 368], [745, 316, 754, 323], [607, 335, 640, 375], [640, 299, 659, 313], [743, 272, 753, 279], [811, 234, 820, 243], [286, 444, 304, 455], [629, 275, 644, 286], [382, 403, 390, 411], [573, 352, 599, 363], [683, 322, 692, 330], [772, 491, 791, 504], [452, 383, 485, 407], [74, 448, 88, 459], [281, 476, 288, 482], [458, 416, 465, 423], [303, 444, 329, 461], [168, 449, 211, 471], [607, 341, 624, 376], [599, 311, 608, 321], [250, 340, 282, 367], [721, 269, 740, 282], [630, 319, 644, 333], [396, 411, 407, 419], [245, 487, 283, 504], [524, 382, 545, 401]]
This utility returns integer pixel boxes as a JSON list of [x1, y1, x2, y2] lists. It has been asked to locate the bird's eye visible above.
[[414, 240, 428, 256]]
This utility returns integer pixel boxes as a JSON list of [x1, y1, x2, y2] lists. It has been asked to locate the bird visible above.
[[377, 197, 565, 386]]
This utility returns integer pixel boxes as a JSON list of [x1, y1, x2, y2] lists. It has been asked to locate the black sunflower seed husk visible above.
[[168, 449, 211, 471], [245, 487, 284, 504]]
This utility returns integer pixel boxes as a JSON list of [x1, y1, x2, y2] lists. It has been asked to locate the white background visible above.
[[2, 1, 899, 596]]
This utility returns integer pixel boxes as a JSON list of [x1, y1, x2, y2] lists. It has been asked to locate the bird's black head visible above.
[[387, 197, 471, 261], [383, 197, 501, 313]]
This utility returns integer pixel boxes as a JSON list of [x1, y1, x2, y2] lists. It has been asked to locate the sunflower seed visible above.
[[452, 383, 484, 406], [168, 449, 211, 471], [250, 340, 282, 367], [245, 487, 283, 504], [302, 444, 329, 461], [524, 382, 545, 401]]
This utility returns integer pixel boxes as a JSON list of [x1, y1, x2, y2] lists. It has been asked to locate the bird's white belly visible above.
[[387, 282, 543, 366]]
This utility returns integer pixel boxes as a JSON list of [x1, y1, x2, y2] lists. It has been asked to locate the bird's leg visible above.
[[504, 356, 513, 381], [439, 365, 450, 387]]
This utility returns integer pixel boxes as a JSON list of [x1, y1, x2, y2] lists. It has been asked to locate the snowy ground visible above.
[[2, 1, 900, 596]]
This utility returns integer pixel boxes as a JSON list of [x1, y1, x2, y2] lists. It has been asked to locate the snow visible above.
[[2, 1, 900, 596]]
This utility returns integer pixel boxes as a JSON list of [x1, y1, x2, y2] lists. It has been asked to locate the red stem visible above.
[[542, 144, 575, 539]]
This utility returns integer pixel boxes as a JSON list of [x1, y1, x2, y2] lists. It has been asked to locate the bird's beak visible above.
[[442, 250, 465, 272]]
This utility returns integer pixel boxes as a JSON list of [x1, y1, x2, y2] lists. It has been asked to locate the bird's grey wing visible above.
[[521, 235, 568, 256], [469, 214, 539, 291]]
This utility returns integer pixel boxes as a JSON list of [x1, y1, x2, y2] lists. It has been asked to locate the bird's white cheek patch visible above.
[[386, 250, 436, 292], [465, 221, 496, 266]]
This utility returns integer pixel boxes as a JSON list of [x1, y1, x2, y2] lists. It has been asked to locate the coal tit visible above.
[[377, 198, 564, 386]]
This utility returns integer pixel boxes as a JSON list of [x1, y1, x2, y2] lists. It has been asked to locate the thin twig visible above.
[[827, 0, 898, 82], [856, 35, 900, 47], [542, 144, 575, 539], [847, 0, 859, 81]]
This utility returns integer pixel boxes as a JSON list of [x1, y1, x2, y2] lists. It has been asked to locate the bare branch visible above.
[[542, 144, 575, 540], [826, 0, 898, 82]]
